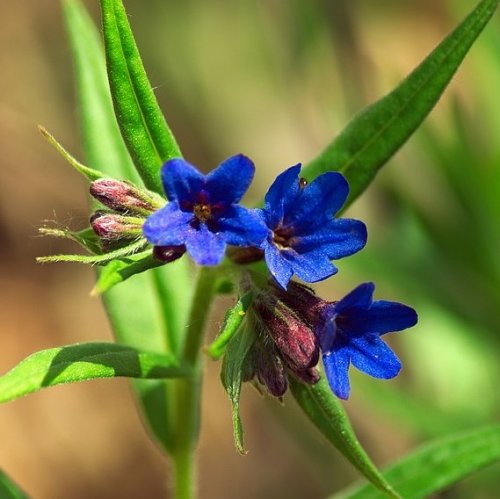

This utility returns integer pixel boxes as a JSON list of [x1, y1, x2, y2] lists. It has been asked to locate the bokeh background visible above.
[[1, 0, 499, 497]]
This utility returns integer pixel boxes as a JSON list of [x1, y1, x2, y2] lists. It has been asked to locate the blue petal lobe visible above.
[[161, 159, 205, 204], [263, 164, 302, 228], [206, 154, 255, 204], [263, 241, 293, 289], [185, 224, 226, 266], [282, 250, 337, 283], [344, 301, 418, 336], [322, 350, 351, 400], [334, 282, 375, 315], [347, 335, 401, 379], [219, 206, 268, 247], [285, 172, 349, 227], [293, 219, 367, 259], [142, 203, 192, 246]]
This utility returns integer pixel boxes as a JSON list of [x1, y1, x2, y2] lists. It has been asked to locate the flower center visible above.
[[193, 203, 212, 222], [272, 226, 294, 250]]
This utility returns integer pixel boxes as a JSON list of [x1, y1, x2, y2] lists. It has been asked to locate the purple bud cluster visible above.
[[247, 280, 417, 399]]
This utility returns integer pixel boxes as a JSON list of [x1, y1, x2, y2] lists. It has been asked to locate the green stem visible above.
[[172, 267, 217, 499], [183, 267, 218, 364], [172, 449, 195, 499]]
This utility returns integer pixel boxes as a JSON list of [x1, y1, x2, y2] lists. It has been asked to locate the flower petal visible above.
[[263, 164, 302, 228], [322, 350, 351, 400], [334, 282, 375, 315], [285, 172, 349, 228], [218, 206, 268, 247], [263, 241, 294, 289], [142, 203, 192, 246], [161, 158, 205, 204], [185, 224, 226, 265], [344, 301, 418, 336], [282, 249, 337, 284], [347, 335, 401, 379], [293, 219, 367, 259], [205, 154, 255, 204]]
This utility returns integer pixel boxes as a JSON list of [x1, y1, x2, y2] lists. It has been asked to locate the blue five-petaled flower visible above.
[[318, 282, 418, 400], [256, 165, 367, 289], [143, 155, 267, 266]]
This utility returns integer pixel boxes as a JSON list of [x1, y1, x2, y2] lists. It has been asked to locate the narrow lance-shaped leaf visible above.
[[0, 343, 190, 405], [302, 0, 499, 210], [64, 0, 192, 454], [221, 325, 256, 455], [100, 0, 181, 193], [0, 470, 29, 499], [289, 377, 400, 499], [333, 425, 500, 499], [37, 238, 147, 265], [38, 126, 104, 181], [62, 0, 139, 184]]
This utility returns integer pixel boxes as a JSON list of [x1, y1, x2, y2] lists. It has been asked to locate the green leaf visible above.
[[221, 325, 256, 454], [64, 0, 192, 455], [289, 377, 400, 499], [0, 470, 28, 499], [62, 0, 139, 184], [38, 126, 104, 181], [0, 342, 190, 404], [36, 238, 147, 265], [100, 0, 181, 193], [38, 226, 103, 255], [333, 425, 500, 499], [206, 291, 253, 360], [302, 0, 499, 210], [92, 250, 164, 294]]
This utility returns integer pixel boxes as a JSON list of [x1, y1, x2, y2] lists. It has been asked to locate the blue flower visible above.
[[319, 283, 418, 399], [143, 155, 267, 266], [256, 165, 367, 289]]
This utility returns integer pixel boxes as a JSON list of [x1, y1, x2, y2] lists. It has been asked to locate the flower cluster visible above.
[[139, 155, 417, 399], [43, 153, 417, 400], [143, 156, 366, 289]]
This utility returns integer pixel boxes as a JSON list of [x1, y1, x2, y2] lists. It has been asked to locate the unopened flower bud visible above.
[[90, 179, 165, 216], [90, 213, 144, 241], [252, 293, 319, 372], [253, 340, 288, 398], [153, 245, 186, 263], [291, 366, 320, 385], [271, 280, 330, 326]]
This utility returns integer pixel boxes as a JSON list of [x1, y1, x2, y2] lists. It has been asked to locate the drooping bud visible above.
[[270, 280, 331, 326], [153, 245, 186, 263], [252, 293, 319, 372], [90, 213, 144, 241], [90, 179, 165, 216], [253, 340, 288, 398], [291, 366, 320, 385]]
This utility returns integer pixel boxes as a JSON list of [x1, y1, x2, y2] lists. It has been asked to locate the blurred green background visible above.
[[0, 0, 499, 497]]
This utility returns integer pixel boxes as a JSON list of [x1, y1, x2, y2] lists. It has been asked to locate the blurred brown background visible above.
[[1, 1, 499, 498]]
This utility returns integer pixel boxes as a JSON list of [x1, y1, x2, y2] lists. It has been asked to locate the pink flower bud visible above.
[[90, 213, 143, 241], [271, 280, 331, 326], [253, 294, 319, 372], [90, 179, 165, 216]]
